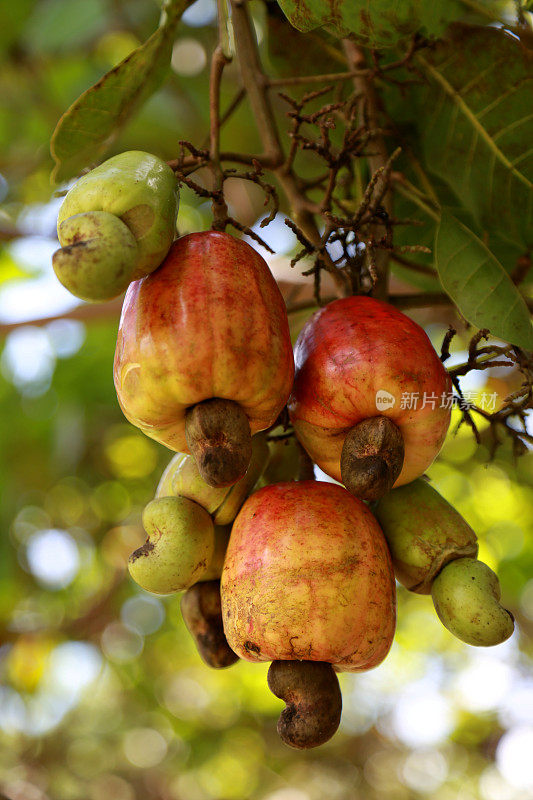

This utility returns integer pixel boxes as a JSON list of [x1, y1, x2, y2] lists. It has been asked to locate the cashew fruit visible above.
[[54, 151, 178, 301], [258, 433, 301, 486], [128, 496, 214, 594], [268, 660, 342, 750], [431, 557, 514, 646], [374, 478, 478, 593], [202, 526, 231, 581], [288, 297, 451, 500], [155, 434, 269, 525], [114, 232, 294, 486], [221, 480, 396, 670], [181, 580, 238, 669]]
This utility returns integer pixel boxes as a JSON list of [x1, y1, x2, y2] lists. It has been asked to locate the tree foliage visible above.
[[0, 0, 532, 798]]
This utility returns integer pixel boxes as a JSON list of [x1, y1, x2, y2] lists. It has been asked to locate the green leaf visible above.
[[23, 0, 108, 54], [416, 25, 533, 249], [435, 211, 533, 349], [50, 0, 193, 183], [275, 0, 504, 47]]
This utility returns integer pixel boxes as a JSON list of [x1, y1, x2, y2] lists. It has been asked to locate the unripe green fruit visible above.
[[128, 496, 214, 594], [54, 151, 178, 301], [155, 434, 269, 525], [156, 452, 229, 514], [214, 434, 269, 525], [258, 433, 301, 486], [374, 479, 478, 594], [431, 558, 514, 646], [201, 526, 231, 581], [54, 211, 138, 301]]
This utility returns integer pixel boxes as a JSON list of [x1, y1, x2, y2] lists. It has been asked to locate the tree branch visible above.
[[0, 298, 123, 337], [229, 0, 348, 295], [209, 44, 231, 228], [343, 40, 392, 300]]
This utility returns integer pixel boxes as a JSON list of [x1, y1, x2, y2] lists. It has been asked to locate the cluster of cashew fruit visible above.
[[54, 152, 515, 750], [375, 480, 514, 646]]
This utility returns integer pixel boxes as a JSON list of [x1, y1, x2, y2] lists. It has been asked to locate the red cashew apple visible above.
[[221, 481, 396, 747], [288, 297, 451, 501], [114, 232, 294, 487]]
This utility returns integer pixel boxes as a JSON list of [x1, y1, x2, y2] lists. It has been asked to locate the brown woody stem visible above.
[[229, 0, 348, 295], [267, 661, 342, 750], [343, 40, 392, 300], [209, 43, 231, 229], [181, 580, 239, 669], [340, 416, 404, 502], [297, 442, 315, 481], [185, 398, 252, 488]]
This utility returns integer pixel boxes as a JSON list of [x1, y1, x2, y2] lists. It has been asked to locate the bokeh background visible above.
[[1, 1, 532, 798]]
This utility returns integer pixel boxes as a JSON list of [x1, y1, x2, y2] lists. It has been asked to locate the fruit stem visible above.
[[340, 416, 405, 502], [297, 442, 315, 481], [209, 42, 231, 230], [185, 398, 252, 488]]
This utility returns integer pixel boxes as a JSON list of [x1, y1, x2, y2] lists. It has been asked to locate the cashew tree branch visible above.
[[228, 0, 348, 295]]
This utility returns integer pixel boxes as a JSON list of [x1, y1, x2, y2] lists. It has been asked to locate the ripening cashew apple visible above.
[[155, 434, 270, 526], [221, 481, 396, 748], [128, 496, 214, 595], [431, 558, 514, 646], [289, 297, 451, 502], [130, 435, 268, 595], [374, 478, 478, 593], [53, 151, 178, 302], [114, 232, 294, 488], [138, 434, 268, 595]]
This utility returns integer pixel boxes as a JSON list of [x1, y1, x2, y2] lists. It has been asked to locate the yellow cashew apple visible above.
[[114, 232, 294, 487]]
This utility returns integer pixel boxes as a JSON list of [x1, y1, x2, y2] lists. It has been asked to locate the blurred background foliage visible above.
[[0, 1, 532, 799]]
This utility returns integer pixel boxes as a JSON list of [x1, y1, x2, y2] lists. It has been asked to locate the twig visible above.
[[286, 296, 336, 314], [343, 40, 392, 300], [229, 0, 348, 295], [390, 252, 437, 276], [269, 70, 368, 87], [389, 292, 451, 309], [200, 87, 246, 150], [209, 44, 231, 229], [0, 298, 123, 337], [440, 327, 456, 362], [441, 328, 533, 457], [392, 173, 441, 222]]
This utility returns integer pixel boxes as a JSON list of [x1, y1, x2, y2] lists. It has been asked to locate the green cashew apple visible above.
[[374, 478, 478, 594], [257, 432, 301, 487], [431, 558, 514, 646], [202, 526, 231, 581], [156, 452, 229, 514], [156, 434, 269, 525], [53, 211, 139, 302], [128, 496, 214, 594], [54, 151, 178, 301]]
